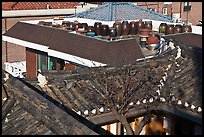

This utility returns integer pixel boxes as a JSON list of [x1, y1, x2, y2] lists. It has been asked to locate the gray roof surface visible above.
[[3, 22, 145, 66]]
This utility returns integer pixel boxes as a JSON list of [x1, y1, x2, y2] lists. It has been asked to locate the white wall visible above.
[[23, 17, 202, 35]]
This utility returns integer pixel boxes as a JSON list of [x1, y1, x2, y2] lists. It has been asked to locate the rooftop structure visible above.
[[3, 22, 144, 67], [68, 2, 172, 22]]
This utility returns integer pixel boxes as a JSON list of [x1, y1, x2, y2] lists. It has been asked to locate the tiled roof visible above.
[[68, 2, 172, 22], [24, 40, 202, 125], [163, 33, 202, 49], [2, 2, 17, 10], [2, 71, 110, 135], [2, 2, 79, 10]]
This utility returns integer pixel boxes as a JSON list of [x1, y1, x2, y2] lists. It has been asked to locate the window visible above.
[[37, 52, 48, 72], [48, 56, 56, 70], [162, 7, 168, 15], [148, 8, 157, 12]]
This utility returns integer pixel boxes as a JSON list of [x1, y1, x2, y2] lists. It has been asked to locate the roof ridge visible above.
[[3, 72, 109, 135]]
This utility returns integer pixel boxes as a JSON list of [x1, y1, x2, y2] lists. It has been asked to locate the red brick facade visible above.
[[64, 63, 76, 70], [2, 16, 66, 69], [2, 2, 79, 69], [26, 48, 37, 80], [136, 2, 202, 25]]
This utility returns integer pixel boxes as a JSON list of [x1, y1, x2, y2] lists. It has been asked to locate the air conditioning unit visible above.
[[184, 5, 191, 12], [172, 13, 181, 23]]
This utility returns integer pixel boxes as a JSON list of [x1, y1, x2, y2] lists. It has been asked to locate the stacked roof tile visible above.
[[2, 71, 110, 135], [2, 2, 79, 10]]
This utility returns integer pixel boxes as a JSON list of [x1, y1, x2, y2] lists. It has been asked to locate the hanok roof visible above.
[[2, 2, 79, 10], [22, 43, 202, 126], [3, 22, 144, 66], [163, 33, 202, 49], [68, 2, 172, 22], [2, 71, 110, 135]]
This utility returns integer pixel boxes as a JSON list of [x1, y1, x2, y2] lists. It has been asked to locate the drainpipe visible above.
[[74, 6, 77, 17], [180, 2, 182, 19], [4, 18, 8, 62]]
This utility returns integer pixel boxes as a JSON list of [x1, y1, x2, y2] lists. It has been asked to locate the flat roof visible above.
[[3, 22, 145, 66]]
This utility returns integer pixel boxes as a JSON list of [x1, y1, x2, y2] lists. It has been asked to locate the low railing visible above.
[[4, 61, 26, 78]]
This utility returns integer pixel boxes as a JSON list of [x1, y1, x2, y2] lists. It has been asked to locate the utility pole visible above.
[[74, 6, 77, 17]]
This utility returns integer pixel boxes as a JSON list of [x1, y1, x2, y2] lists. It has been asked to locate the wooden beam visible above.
[[2, 97, 15, 120], [87, 104, 201, 126]]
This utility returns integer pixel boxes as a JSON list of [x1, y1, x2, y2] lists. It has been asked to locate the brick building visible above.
[[134, 2, 202, 25], [2, 2, 80, 69]]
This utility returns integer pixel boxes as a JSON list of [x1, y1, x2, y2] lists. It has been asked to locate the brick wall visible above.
[[64, 63, 76, 70], [180, 2, 202, 25], [2, 16, 66, 69], [26, 48, 37, 80], [135, 2, 202, 25]]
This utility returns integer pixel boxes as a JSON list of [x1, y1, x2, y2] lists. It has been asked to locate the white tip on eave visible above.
[[77, 111, 81, 115], [84, 110, 89, 115], [129, 102, 134, 106], [172, 96, 176, 101], [158, 85, 162, 90], [177, 100, 182, 105], [156, 89, 161, 96], [197, 107, 202, 112], [91, 109, 96, 114], [160, 97, 166, 102], [149, 97, 154, 103], [136, 101, 140, 105], [175, 46, 182, 60], [175, 69, 182, 72], [191, 105, 196, 110], [3, 97, 7, 101], [5, 118, 9, 123], [166, 64, 172, 71], [169, 41, 175, 49], [3, 73, 9, 82], [142, 99, 147, 104], [162, 76, 167, 82], [184, 102, 189, 107], [99, 107, 104, 112], [160, 81, 164, 86]]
